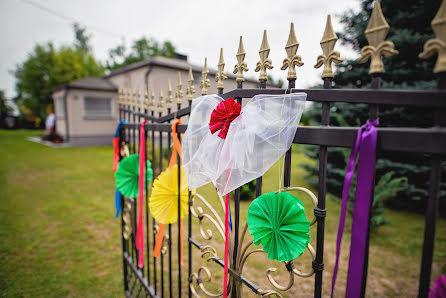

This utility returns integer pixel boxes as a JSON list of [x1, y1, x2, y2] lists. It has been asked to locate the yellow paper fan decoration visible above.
[[149, 164, 189, 224]]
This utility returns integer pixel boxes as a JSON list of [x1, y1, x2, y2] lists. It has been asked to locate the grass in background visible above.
[[0, 130, 445, 297], [0, 130, 122, 297]]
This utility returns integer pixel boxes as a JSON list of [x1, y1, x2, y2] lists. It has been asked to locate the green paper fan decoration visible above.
[[115, 154, 153, 198], [247, 191, 310, 262]]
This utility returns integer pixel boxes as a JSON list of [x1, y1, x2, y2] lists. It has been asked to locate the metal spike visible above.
[[186, 66, 196, 102], [281, 23, 303, 81], [419, 0, 446, 73], [357, 1, 398, 74], [314, 15, 343, 79], [233, 36, 249, 83], [176, 72, 184, 106], [215, 48, 227, 90], [200, 58, 211, 95], [167, 78, 173, 109], [255, 30, 273, 82]]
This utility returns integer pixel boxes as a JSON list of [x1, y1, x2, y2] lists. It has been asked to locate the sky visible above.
[[0, 0, 361, 101]]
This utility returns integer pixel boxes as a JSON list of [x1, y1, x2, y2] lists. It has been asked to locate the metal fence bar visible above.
[[177, 130, 182, 298], [418, 75, 446, 298], [231, 80, 243, 298], [151, 108, 158, 296], [123, 122, 446, 155], [360, 75, 381, 296], [145, 125, 151, 285], [123, 252, 158, 297], [314, 78, 331, 297], [167, 106, 173, 298], [222, 88, 446, 107], [119, 127, 130, 293]]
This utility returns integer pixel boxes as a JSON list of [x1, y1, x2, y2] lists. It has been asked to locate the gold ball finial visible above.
[[357, 1, 398, 74], [255, 30, 273, 83], [233, 36, 248, 84], [200, 57, 211, 95], [314, 15, 343, 79], [419, 0, 446, 73], [281, 23, 304, 81]]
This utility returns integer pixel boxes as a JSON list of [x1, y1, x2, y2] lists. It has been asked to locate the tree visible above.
[[73, 23, 91, 54], [13, 27, 104, 121], [105, 37, 176, 71], [0, 90, 12, 128], [301, 0, 446, 217]]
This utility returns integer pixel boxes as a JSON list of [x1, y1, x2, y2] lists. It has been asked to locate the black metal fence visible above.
[[115, 6, 445, 298]]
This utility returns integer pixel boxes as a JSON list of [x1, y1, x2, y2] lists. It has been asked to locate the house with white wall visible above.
[[52, 54, 265, 146]]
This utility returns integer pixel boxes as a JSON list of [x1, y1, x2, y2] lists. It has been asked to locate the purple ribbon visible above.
[[331, 118, 379, 297]]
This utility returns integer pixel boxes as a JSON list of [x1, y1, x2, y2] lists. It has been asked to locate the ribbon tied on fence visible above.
[[136, 120, 148, 268], [113, 120, 125, 218], [331, 118, 379, 297], [151, 119, 188, 266]]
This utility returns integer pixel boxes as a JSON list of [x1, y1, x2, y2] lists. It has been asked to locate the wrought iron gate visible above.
[[116, 3, 445, 297]]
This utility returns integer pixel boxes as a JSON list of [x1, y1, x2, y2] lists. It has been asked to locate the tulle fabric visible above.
[[182, 93, 307, 196]]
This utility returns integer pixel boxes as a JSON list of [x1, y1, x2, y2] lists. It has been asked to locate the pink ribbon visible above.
[[136, 120, 147, 268]]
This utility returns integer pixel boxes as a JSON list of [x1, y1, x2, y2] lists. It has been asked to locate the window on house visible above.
[[55, 96, 65, 119], [193, 74, 202, 85], [83, 97, 113, 119]]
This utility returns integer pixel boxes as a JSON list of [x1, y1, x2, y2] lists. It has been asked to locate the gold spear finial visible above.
[[150, 87, 155, 112], [120, 88, 125, 105], [118, 88, 122, 105], [215, 48, 228, 90], [419, 0, 446, 73], [176, 72, 184, 106], [281, 23, 304, 81], [143, 87, 149, 110], [125, 88, 130, 106], [233, 36, 249, 84], [186, 66, 196, 103], [128, 88, 133, 107], [158, 88, 164, 113], [138, 88, 143, 110], [132, 88, 137, 108], [255, 30, 274, 82], [314, 15, 343, 79], [357, 1, 398, 74], [200, 57, 211, 95], [166, 78, 173, 110]]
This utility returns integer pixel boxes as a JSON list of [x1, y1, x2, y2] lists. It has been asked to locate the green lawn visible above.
[[0, 130, 445, 297], [0, 130, 122, 297]]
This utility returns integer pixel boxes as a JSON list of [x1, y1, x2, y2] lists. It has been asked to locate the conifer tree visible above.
[[302, 0, 445, 216]]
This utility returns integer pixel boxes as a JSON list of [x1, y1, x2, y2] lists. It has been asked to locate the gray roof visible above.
[[105, 56, 270, 86], [52, 56, 279, 94], [53, 77, 117, 92]]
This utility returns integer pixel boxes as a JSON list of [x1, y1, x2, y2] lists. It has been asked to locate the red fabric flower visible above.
[[209, 98, 241, 139]]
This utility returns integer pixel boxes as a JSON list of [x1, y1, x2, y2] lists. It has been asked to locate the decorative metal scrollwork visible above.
[[189, 185, 319, 297], [122, 198, 132, 240]]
